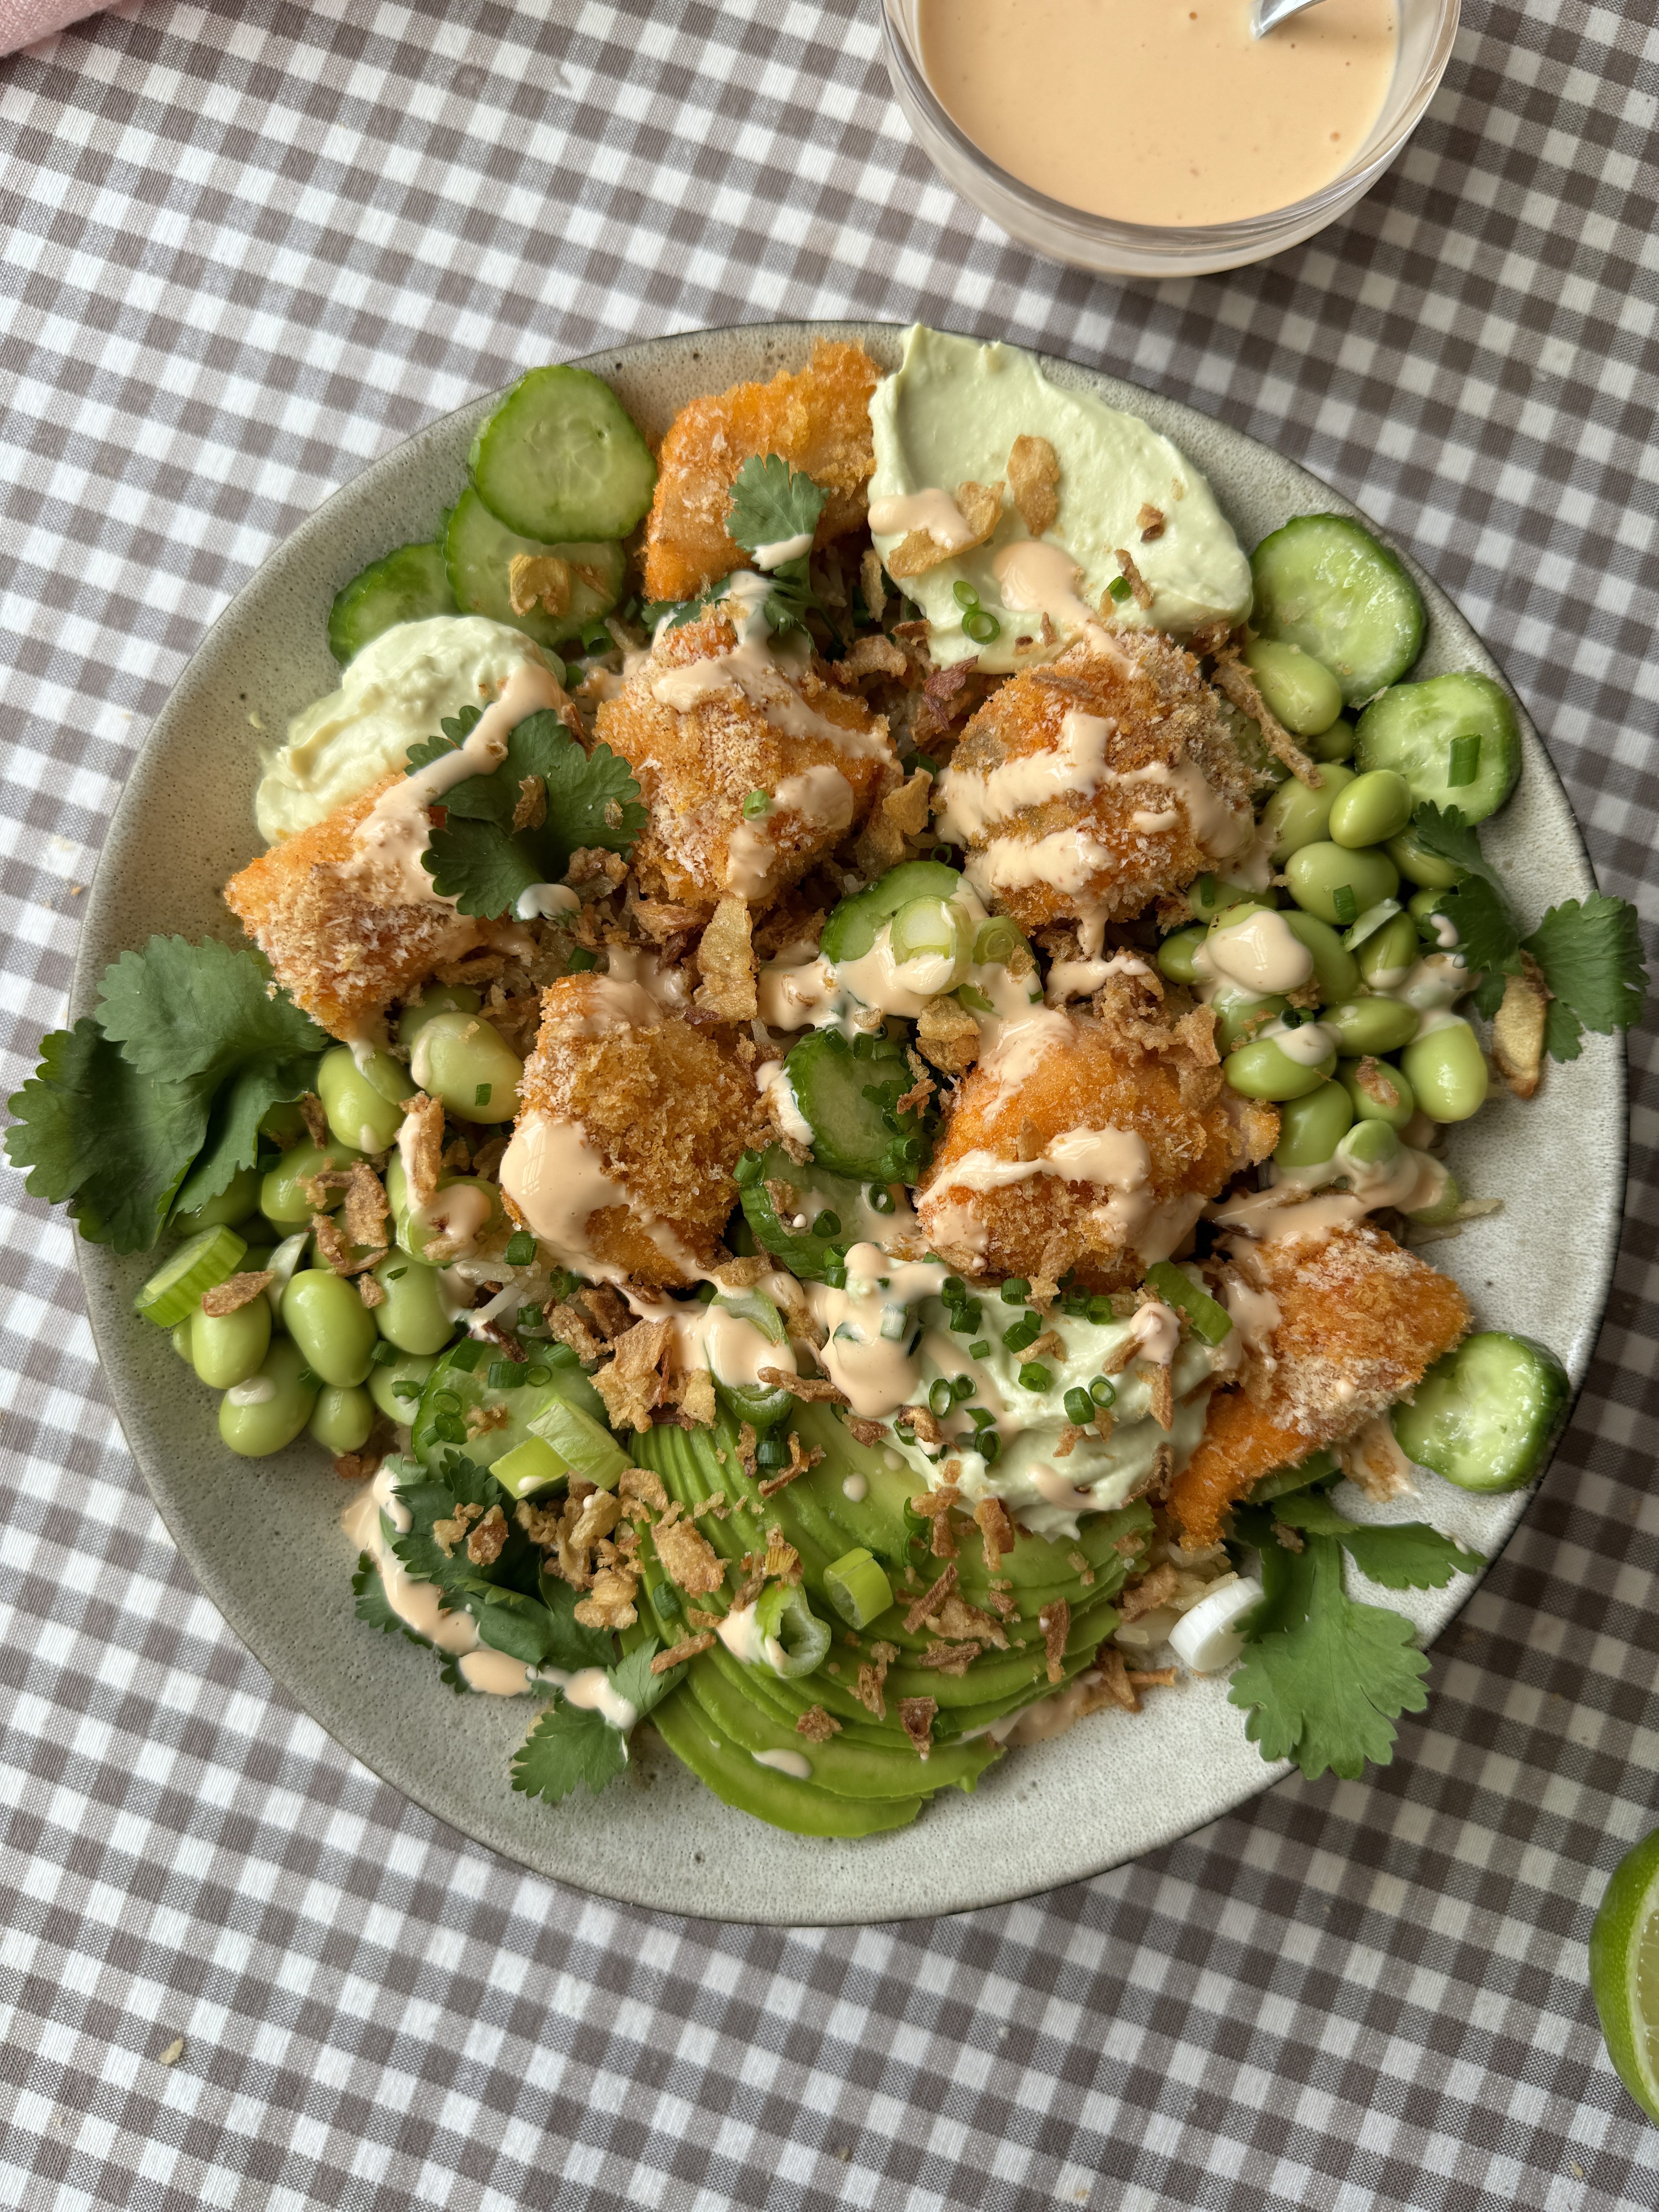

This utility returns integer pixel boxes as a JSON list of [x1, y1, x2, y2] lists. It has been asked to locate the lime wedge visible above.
[[1590, 1824, 1659, 2123]]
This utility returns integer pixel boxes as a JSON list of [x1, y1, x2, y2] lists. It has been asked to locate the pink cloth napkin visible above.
[[2, 0, 123, 56]]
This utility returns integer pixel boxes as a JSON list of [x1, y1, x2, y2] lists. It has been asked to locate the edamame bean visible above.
[[259, 1099, 309, 1148], [397, 1175, 502, 1263], [318, 1046, 407, 1153], [1328, 769, 1413, 852], [1307, 718, 1356, 764], [1244, 638, 1343, 737], [1157, 925, 1208, 984], [397, 984, 483, 1051], [1408, 885, 1448, 925], [1336, 1118, 1401, 1173], [1339, 1055, 1417, 1130], [309, 1384, 374, 1455], [1285, 841, 1400, 927], [1213, 988, 1288, 1051], [172, 1164, 262, 1235], [1406, 1169, 1462, 1226], [1321, 996, 1422, 1056], [409, 1012, 524, 1123], [1401, 1018, 1489, 1122], [1225, 1033, 1337, 1101], [171, 1319, 194, 1362], [1357, 911, 1420, 988], [373, 1252, 457, 1355], [1261, 763, 1355, 862], [369, 1350, 439, 1424], [218, 1338, 318, 1458], [1384, 824, 1463, 889], [1274, 1080, 1353, 1168], [282, 1268, 380, 1387], [1279, 910, 1360, 1004], [261, 1139, 365, 1229], [191, 1291, 272, 1390], [1187, 874, 1255, 924]]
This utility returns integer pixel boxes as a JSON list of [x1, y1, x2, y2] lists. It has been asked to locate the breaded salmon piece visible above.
[[934, 636, 1255, 942], [223, 776, 481, 1041], [642, 340, 880, 603], [595, 600, 893, 913], [915, 974, 1277, 1291], [500, 975, 768, 1289], [1169, 1224, 1472, 1546]]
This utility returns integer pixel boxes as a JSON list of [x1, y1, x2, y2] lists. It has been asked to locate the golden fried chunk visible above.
[[643, 339, 880, 603], [500, 975, 767, 1288], [223, 776, 480, 1040], [934, 637, 1255, 941], [1169, 1224, 1472, 1547], [916, 978, 1276, 1290], [595, 601, 893, 913]]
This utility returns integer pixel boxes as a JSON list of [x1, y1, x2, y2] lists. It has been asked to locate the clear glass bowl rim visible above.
[[880, 0, 1462, 255]]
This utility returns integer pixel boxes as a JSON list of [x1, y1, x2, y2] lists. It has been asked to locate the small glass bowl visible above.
[[881, 0, 1460, 279]]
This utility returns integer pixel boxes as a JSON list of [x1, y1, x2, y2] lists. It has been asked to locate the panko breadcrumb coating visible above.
[[643, 340, 879, 603], [223, 775, 481, 1040], [1169, 1224, 1472, 1546], [935, 636, 1255, 942], [916, 974, 1277, 1290], [595, 600, 893, 913], [503, 975, 767, 1288]]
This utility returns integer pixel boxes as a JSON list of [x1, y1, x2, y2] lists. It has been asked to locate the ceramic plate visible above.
[[72, 322, 1624, 1925]]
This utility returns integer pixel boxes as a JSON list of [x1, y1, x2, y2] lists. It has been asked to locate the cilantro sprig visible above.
[[1410, 803, 1648, 1055], [409, 705, 645, 920], [382, 1450, 684, 1807], [1227, 1491, 1484, 1781], [643, 454, 832, 642], [5, 937, 325, 1252]]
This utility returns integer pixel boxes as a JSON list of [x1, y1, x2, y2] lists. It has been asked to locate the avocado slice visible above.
[[650, 1686, 922, 1836]]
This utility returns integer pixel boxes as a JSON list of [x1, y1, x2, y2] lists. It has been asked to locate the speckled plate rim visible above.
[[71, 320, 1626, 1926]]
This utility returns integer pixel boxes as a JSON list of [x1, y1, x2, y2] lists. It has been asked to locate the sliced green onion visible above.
[[757, 1430, 791, 1470], [525, 1365, 551, 1386], [813, 1210, 842, 1239], [957, 984, 996, 1014], [503, 1230, 537, 1266], [1086, 1295, 1114, 1326], [1331, 884, 1359, 926], [742, 789, 771, 819], [943, 1275, 967, 1304], [1342, 898, 1403, 951], [1144, 1260, 1234, 1346], [734, 1149, 765, 1187], [969, 1340, 991, 1359], [1447, 733, 1481, 787], [963, 609, 1001, 644], [950, 1374, 975, 1401], [1003, 1321, 1038, 1354], [433, 1391, 463, 1413], [1090, 1376, 1116, 1407], [1001, 1278, 1031, 1304], [566, 948, 598, 974], [1107, 575, 1133, 605], [823, 1547, 894, 1631], [488, 1360, 526, 1390], [385, 1266, 408, 1282], [1064, 1387, 1094, 1425], [928, 1378, 954, 1418], [973, 918, 1025, 967], [433, 1413, 465, 1443], [868, 1184, 896, 1214], [392, 1380, 422, 1401], [979, 1430, 1002, 1466], [952, 579, 981, 611], [890, 896, 969, 970], [449, 1340, 484, 1372], [753, 1583, 832, 1678], [474, 1083, 492, 1106], [371, 1341, 400, 1366], [1018, 1362, 1052, 1391], [968, 1406, 996, 1431]]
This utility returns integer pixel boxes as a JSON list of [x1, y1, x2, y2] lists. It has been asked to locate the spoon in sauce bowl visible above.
[[1252, 0, 1326, 33]]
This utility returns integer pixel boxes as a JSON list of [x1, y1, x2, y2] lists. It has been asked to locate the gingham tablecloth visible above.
[[3, 2, 1659, 2204]]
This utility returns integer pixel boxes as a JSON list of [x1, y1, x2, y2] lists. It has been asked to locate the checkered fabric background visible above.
[[3, 0, 1659, 2203]]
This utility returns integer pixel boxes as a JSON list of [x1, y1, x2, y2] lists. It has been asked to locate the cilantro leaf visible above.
[[5, 1019, 208, 1252], [390, 1450, 541, 1611], [725, 453, 827, 562], [538, 1571, 618, 1671], [1525, 894, 1649, 1042], [1229, 1534, 1431, 1780], [352, 1552, 433, 1647], [96, 935, 325, 1085], [1434, 872, 1520, 976], [404, 704, 480, 777], [511, 1698, 628, 1802], [172, 1060, 316, 1213], [610, 1640, 680, 1723], [1274, 1492, 1485, 1590], [421, 709, 645, 919]]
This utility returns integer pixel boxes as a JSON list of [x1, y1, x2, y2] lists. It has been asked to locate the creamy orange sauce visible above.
[[918, 0, 1398, 228]]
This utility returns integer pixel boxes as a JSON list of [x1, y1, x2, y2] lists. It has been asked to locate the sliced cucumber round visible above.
[[739, 1147, 871, 1282], [468, 365, 657, 544], [781, 1029, 931, 1183], [1250, 514, 1426, 707], [1391, 1331, 1569, 1493], [1354, 673, 1522, 824], [134, 1225, 248, 1328], [327, 541, 457, 665], [444, 486, 626, 652], [821, 860, 967, 966]]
